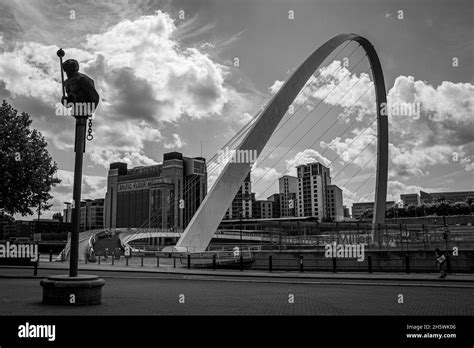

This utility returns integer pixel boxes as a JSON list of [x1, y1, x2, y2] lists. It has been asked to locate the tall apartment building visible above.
[[104, 152, 207, 229], [252, 200, 273, 219], [80, 198, 105, 231], [326, 184, 344, 221], [63, 202, 72, 223], [296, 162, 332, 221], [223, 173, 252, 220], [343, 205, 351, 218], [279, 175, 298, 217], [64, 199, 104, 232], [267, 193, 281, 218]]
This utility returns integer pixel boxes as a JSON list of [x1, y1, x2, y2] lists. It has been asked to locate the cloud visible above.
[[269, 80, 284, 95], [80, 12, 230, 123], [164, 133, 185, 149], [341, 179, 439, 209], [320, 125, 376, 168], [284, 149, 333, 176], [295, 61, 376, 121], [388, 143, 453, 178], [89, 150, 158, 168], [42, 169, 108, 218], [251, 166, 281, 184], [251, 165, 281, 200], [386, 76, 474, 175], [0, 41, 89, 104], [200, 42, 216, 49], [85, 119, 162, 167], [0, 10, 264, 174], [387, 180, 440, 202], [221, 88, 261, 125], [0, 0, 160, 46], [54, 170, 107, 198], [317, 73, 474, 179], [460, 157, 474, 171], [388, 76, 474, 147]]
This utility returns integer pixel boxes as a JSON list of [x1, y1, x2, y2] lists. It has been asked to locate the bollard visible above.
[[141, 254, 144, 267], [98, 252, 101, 265], [299, 255, 304, 273], [269, 255, 273, 272], [112, 252, 114, 265], [187, 254, 191, 269], [332, 257, 337, 273], [405, 254, 410, 274], [49, 250, 53, 262], [126, 256, 129, 266], [173, 256, 176, 268], [156, 255, 159, 267], [240, 255, 243, 271], [34, 260, 38, 276], [368, 255, 372, 273], [213, 254, 216, 270]]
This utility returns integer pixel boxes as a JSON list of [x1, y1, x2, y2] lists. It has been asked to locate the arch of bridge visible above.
[[174, 34, 388, 253]]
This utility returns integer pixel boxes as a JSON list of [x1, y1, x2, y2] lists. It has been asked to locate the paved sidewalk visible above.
[[1, 259, 473, 283]]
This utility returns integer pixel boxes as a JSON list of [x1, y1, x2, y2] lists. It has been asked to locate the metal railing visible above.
[[41, 247, 473, 274]]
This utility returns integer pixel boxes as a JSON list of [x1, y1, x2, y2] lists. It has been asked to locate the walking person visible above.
[[434, 248, 447, 278]]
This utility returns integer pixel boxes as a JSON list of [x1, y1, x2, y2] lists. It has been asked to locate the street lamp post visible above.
[[69, 116, 87, 277], [239, 209, 243, 271], [443, 225, 451, 274], [239, 210, 242, 247], [391, 195, 399, 224]]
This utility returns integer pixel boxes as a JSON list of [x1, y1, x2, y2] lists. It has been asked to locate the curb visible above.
[[2, 273, 473, 289], [2, 265, 473, 284]]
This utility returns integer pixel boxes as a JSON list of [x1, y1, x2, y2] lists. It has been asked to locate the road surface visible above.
[[0, 268, 472, 316]]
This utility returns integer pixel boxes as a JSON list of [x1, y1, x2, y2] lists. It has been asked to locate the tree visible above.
[[52, 212, 64, 222], [425, 204, 437, 216], [322, 216, 333, 222], [415, 205, 426, 217], [454, 202, 471, 215], [362, 209, 373, 219], [385, 206, 395, 219], [406, 204, 417, 217], [0, 100, 61, 216]]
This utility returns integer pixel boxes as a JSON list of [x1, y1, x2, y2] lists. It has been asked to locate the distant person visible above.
[[434, 248, 447, 278], [88, 248, 96, 263]]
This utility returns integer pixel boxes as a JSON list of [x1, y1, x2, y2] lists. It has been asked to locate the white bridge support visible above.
[[173, 34, 388, 253]]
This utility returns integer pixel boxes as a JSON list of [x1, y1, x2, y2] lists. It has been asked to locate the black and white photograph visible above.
[[0, 0, 473, 346]]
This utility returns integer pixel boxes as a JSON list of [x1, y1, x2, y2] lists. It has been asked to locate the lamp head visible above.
[[57, 48, 65, 58]]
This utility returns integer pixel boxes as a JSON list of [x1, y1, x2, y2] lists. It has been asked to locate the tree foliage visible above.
[[384, 201, 474, 219], [358, 201, 474, 220], [52, 212, 63, 222], [0, 100, 61, 216]]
